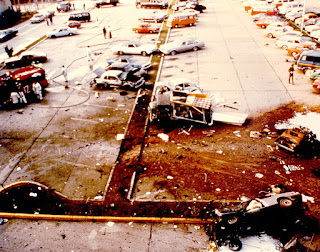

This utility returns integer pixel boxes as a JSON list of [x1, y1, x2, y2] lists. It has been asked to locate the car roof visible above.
[[301, 50, 320, 57]]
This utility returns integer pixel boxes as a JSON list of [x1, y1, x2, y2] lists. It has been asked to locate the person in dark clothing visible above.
[[289, 64, 294, 84], [103, 27, 106, 39], [5, 45, 13, 57]]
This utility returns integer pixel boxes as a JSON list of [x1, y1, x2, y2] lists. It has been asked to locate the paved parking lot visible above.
[[1, 0, 320, 250]]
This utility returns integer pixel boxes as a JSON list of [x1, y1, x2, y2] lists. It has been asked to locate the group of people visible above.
[[9, 82, 43, 106], [102, 26, 112, 39]]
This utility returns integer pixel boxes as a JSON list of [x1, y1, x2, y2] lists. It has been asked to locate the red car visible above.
[[66, 21, 81, 28], [132, 23, 160, 33], [313, 78, 320, 92]]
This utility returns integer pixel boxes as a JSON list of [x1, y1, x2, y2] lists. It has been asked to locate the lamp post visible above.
[[300, 0, 307, 32]]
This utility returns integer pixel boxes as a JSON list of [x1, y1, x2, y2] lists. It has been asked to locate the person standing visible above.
[[32, 82, 43, 100], [49, 15, 53, 25], [289, 64, 294, 84], [46, 17, 49, 26], [87, 46, 93, 62], [108, 26, 112, 39], [5, 45, 13, 57], [17, 84, 27, 104], [62, 65, 68, 82], [103, 27, 107, 39]]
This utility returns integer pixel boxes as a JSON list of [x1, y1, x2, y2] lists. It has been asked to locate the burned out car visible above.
[[275, 128, 307, 153], [106, 62, 147, 80], [209, 191, 303, 251], [107, 56, 152, 70], [92, 69, 145, 90], [149, 80, 248, 126]]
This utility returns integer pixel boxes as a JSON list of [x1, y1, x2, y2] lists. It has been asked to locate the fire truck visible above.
[[0, 65, 48, 107]]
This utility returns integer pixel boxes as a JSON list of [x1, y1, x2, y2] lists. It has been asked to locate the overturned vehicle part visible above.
[[149, 80, 248, 126]]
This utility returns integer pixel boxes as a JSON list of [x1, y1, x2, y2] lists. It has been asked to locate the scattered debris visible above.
[[29, 192, 37, 197], [255, 173, 264, 178], [167, 175, 173, 180], [158, 133, 169, 142], [116, 134, 125, 140]]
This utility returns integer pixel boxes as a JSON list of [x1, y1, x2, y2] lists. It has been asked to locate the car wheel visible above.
[[279, 198, 293, 207], [175, 24, 179, 28], [69, 33, 73, 36], [118, 51, 124, 55], [282, 45, 288, 50], [51, 35, 56, 38], [135, 30, 139, 33], [149, 30, 153, 33], [141, 51, 147, 56], [291, 52, 298, 58], [170, 50, 177, 56], [261, 25, 266, 29], [228, 238, 242, 251], [192, 46, 199, 51], [267, 33, 273, 38]]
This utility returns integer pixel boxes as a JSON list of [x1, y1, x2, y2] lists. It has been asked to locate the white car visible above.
[[276, 31, 303, 40], [263, 26, 293, 38], [177, 9, 200, 17], [305, 22, 320, 33], [30, 14, 45, 23], [159, 39, 205, 55], [276, 36, 316, 49], [47, 27, 78, 38], [310, 29, 320, 39], [111, 41, 157, 56]]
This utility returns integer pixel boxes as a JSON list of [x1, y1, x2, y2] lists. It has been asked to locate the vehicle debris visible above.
[[149, 80, 248, 126]]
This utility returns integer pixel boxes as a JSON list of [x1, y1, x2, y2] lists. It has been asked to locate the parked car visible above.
[[132, 23, 160, 33], [47, 27, 78, 38], [310, 29, 320, 39], [66, 21, 81, 28], [310, 68, 320, 80], [166, 13, 196, 28], [186, 2, 206, 13], [255, 16, 281, 28], [159, 38, 205, 55], [278, 2, 304, 15], [276, 30, 302, 40], [57, 1, 71, 12], [313, 78, 320, 92], [263, 25, 293, 38], [107, 56, 152, 70], [276, 36, 315, 50], [95, 0, 119, 7], [286, 44, 315, 59], [111, 41, 157, 56], [305, 21, 320, 33], [2, 51, 47, 68], [251, 13, 267, 22], [0, 29, 18, 43], [30, 14, 45, 23], [69, 12, 90, 22], [178, 9, 200, 17], [295, 13, 319, 26], [138, 11, 167, 23], [285, 8, 304, 21], [297, 50, 320, 72], [106, 62, 147, 80]]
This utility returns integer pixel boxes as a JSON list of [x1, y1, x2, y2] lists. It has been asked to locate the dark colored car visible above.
[[95, 0, 119, 7], [3, 51, 47, 69], [107, 56, 152, 70], [188, 3, 206, 13], [0, 29, 18, 43], [69, 12, 91, 22]]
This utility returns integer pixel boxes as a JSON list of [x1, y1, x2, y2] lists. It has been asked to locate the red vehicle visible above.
[[250, 6, 277, 16], [0, 65, 48, 107], [132, 23, 160, 33], [313, 78, 320, 92]]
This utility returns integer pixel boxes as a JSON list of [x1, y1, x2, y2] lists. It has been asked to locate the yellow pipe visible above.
[[0, 212, 212, 224]]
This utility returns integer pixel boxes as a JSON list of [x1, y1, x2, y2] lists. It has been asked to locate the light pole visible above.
[[300, 0, 307, 32]]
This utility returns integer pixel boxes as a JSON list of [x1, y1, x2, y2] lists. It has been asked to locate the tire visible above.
[[261, 25, 266, 29], [282, 45, 288, 50], [141, 51, 147, 56], [118, 51, 124, 55], [69, 33, 73, 36], [149, 30, 153, 33], [279, 198, 293, 208], [170, 50, 177, 56], [51, 35, 56, 38], [192, 46, 199, 51], [175, 24, 179, 28], [291, 52, 298, 58], [267, 33, 273, 38], [135, 30, 139, 33], [228, 238, 242, 251]]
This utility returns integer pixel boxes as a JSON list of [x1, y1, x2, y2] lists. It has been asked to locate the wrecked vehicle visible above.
[[208, 191, 303, 251], [275, 127, 308, 153], [0, 65, 48, 107], [148, 80, 248, 126], [92, 69, 145, 89], [106, 62, 147, 80], [107, 56, 152, 70]]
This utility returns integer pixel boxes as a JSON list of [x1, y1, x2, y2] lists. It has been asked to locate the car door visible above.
[[178, 41, 188, 52], [126, 43, 137, 54]]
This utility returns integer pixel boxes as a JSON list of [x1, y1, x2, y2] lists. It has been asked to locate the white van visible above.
[[278, 2, 304, 15]]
